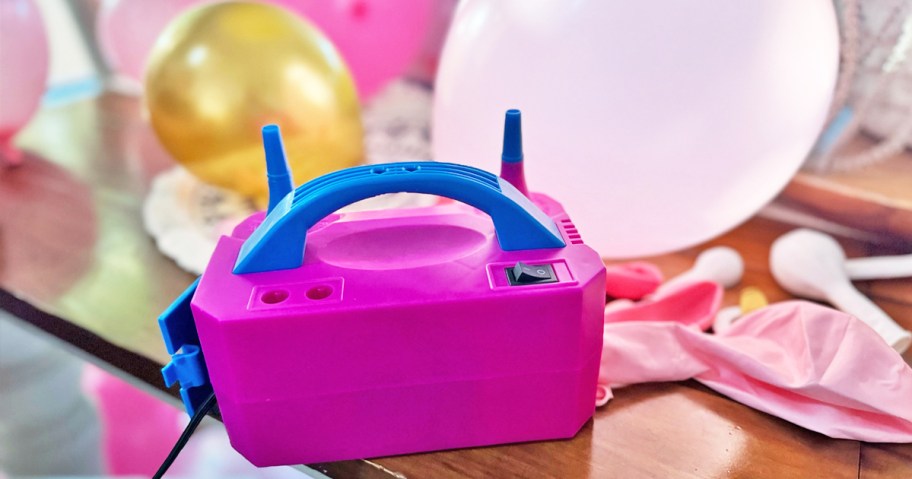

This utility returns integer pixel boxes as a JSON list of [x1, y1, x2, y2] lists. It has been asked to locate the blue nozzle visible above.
[[499, 109, 529, 196], [501, 109, 523, 163], [263, 124, 294, 213]]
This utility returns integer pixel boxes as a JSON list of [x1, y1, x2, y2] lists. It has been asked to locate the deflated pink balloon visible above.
[[604, 261, 664, 300], [276, 0, 432, 99], [434, 0, 839, 258], [599, 301, 912, 442], [0, 0, 48, 156], [604, 280, 722, 330], [96, 0, 206, 83]]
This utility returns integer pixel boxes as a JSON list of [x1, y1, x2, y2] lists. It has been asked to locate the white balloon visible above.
[[433, 0, 839, 257]]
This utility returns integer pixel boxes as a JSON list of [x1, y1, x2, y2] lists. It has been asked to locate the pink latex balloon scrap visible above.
[[598, 301, 912, 442], [276, 0, 433, 99], [0, 0, 49, 164], [604, 279, 722, 331], [604, 261, 664, 300]]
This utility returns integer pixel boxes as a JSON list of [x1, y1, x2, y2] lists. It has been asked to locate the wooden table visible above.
[[781, 135, 912, 240], [2, 93, 911, 478]]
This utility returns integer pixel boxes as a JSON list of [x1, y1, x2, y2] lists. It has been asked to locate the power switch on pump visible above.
[[507, 262, 557, 286]]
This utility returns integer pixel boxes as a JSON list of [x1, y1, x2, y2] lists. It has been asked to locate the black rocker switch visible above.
[[507, 262, 557, 286]]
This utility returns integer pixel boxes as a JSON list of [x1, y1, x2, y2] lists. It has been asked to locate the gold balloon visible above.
[[145, 1, 364, 202]]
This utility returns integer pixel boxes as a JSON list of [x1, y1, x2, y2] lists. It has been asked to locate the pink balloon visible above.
[[275, 0, 433, 99], [83, 366, 184, 476], [0, 0, 48, 156], [98, 0, 431, 98], [434, 0, 839, 258], [599, 301, 912, 442], [405, 0, 459, 84], [96, 0, 207, 83]]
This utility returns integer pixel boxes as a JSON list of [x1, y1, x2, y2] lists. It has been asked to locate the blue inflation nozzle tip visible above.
[[501, 109, 523, 164], [263, 124, 294, 214]]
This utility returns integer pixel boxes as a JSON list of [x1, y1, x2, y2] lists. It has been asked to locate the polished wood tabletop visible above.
[[2, 93, 911, 478]]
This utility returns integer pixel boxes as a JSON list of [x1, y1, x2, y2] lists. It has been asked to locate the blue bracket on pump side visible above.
[[158, 277, 213, 416]]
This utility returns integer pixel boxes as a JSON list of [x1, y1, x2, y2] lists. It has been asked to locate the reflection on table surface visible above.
[[1, 93, 910, 478]]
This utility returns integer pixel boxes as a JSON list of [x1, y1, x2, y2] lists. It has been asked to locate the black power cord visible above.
[[152, 393, 218, 479]]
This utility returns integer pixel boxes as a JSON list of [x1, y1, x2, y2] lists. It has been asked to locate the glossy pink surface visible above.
[[192, 196, 605, 465]]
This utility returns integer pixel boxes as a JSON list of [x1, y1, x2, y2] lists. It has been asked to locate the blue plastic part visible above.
[[158, 278, 213, 416], [812, 105, 854, 155], [501, 109, 523, 163], [162, 345, 211, 416], [234, 161, 566, 274], [263, 125, 294, 214], [159, 278, 200, 355]]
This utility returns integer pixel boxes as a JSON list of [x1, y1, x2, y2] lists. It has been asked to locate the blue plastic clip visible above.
[[158, 278, 213, 416], [162, 345, 211, 417]]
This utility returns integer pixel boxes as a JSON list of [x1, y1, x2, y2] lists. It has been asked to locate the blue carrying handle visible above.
[[234, 162, 566, 274]]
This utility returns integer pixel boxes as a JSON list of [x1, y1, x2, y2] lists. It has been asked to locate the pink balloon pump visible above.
[[500, 109, 529, 196], [158, 112, 607, 466]]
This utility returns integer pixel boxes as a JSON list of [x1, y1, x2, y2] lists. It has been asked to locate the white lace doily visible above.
[[144, 80, 436, 274]]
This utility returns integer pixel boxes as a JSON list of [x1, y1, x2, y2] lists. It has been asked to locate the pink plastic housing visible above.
[[191, 194, 606, 466]]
